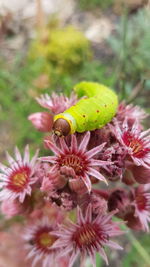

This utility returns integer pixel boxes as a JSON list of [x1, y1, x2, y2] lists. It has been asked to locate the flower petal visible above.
[[85, 143, 106, 159], [81, 174, 92, 193], [79, 131, 90, 152], [87, 168, 108, 185]]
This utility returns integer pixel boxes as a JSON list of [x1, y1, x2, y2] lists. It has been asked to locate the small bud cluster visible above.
[[0, 91, 150, 267]]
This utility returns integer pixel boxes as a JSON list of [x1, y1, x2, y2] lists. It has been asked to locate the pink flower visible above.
[[34, 162, 51, 181], [115, 187, 149, 232], [28, 112, 53, 132], [101, 143, 127, 180], [36, 92, 77, 115], [111, 119, 150, 168], [117, 102, 147, 127], [76, 190, 108, 216], [51, 205, 123, 266], [1, 199, 22, 218], [108, 189, 131, 218], [40, 168, 67, 192], [0, 146, 39, 203], [124, 211, 143, 231], [24, 217, 59, 267], [108, 186, 150, 232], [40, 132, 110, 192], [132, 185, 150, 232]]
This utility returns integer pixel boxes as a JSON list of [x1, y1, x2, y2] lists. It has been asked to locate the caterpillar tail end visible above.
[[53, 118, 71, 137]]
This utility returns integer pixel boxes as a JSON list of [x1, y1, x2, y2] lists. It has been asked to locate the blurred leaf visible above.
[[96, 253, 102, 267], [108, 8, 150, 101], [78, 0, 114, 10], [123, 234, 150, 267]]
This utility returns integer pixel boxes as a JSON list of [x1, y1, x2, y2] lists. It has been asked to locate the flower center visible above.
[[122, 132, 149, 158], [35, 227, 57, 253], [59, 154, 87, 176], [39, 232, 55, 247], [7, 166, 30, 192], [13, 172, 27, 187], [72, 223, 108, 249]]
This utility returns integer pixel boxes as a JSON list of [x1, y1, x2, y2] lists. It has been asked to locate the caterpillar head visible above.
[[53, 118, 71, 137], [53, 113, 76, 137]]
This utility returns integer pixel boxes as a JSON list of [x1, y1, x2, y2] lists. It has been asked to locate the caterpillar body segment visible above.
[[53, 82, 118, 136]]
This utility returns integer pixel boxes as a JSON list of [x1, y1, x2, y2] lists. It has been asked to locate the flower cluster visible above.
[[0, 90, 150, 267]]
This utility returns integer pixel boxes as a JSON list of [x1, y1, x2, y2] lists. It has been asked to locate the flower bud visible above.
[[41, 170, 67, 193], [1, 199, 22, 218], [90, 193, 108, 215], [28, 112, 53, 132], [131, 165, 150, 184], [124, 211, 143, 231], [108, 189, 130, 216], [122, 169, 136, 185], [69, 178, 88, 194]]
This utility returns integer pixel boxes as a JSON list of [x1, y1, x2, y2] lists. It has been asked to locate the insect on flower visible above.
[[53, 81, 118, 137]]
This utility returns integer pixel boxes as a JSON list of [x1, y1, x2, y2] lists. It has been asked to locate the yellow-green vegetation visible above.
[[108, 9, 150, 100], [78, 0, 114, 10], [29, 26, 92, 74]]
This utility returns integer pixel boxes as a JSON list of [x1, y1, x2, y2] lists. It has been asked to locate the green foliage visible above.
[[77, 61, 116, 88], [96, 253, 102, 267], [108, 9, 150, 98], [29, 26, 92, 74], [86, 253, 102, 267], [0, 60, 44, 155], [78, 0, 114, 10], [122, 234, 150, 267], [48, 61, 117, 96]]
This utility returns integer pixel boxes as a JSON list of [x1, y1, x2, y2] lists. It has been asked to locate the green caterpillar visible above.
[[53, 81, 118, 136]]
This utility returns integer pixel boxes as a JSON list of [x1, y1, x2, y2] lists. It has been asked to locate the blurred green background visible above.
[[0, 0, 150, 266]]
